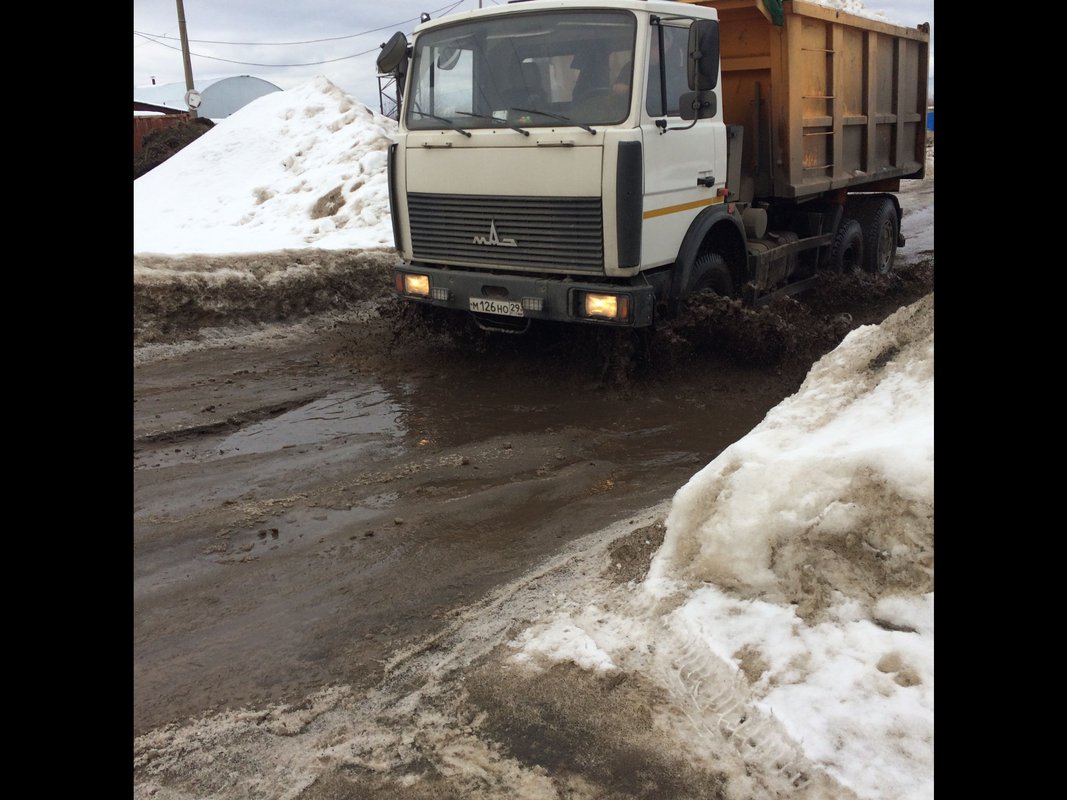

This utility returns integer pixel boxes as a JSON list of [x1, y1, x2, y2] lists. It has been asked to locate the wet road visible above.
[[133, 319, 800, 736]]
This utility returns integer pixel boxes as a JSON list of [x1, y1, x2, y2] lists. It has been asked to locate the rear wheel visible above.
[[851, 197, 899, 274], [827, 218, 864, 274]]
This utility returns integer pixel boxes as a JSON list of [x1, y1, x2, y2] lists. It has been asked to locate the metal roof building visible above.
[[133, 75, 282, 120]]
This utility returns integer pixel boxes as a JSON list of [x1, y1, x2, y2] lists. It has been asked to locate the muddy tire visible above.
[[851, 197, 899, 274], [827, 218, 864, 274], [690, 253, 735, 298]]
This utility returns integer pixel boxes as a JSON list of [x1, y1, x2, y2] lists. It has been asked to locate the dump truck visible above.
[[376, 0, 930, 330]]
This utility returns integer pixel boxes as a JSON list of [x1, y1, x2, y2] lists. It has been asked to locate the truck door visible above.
[[640, 19, 727, 267]]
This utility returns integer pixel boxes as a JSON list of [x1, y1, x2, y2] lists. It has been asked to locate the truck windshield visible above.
[[405, 10, 636, 132]]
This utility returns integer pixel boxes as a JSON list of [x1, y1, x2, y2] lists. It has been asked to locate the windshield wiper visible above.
[[456, 111, 529, 136], [410, 110, 472, 137], [511, 107, 596, 135]]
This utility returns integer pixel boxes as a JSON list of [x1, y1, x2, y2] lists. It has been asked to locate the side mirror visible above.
[[678, 90, 717, 120], [687, 20, 719, 91], [377, 31, 410, 75]]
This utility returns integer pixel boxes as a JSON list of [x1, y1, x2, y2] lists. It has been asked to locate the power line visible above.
[[132, 32, 383, 67], [134, 34, 165, 49], [134, 1, 473, 77], [132, 1, 466, 49], [133, 13, 418, 46]]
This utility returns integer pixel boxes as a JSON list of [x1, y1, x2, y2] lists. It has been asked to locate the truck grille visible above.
[[408, 193, 604, 272]]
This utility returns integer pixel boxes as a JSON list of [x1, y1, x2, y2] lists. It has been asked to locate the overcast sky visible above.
[[133, 0, 935, 111]]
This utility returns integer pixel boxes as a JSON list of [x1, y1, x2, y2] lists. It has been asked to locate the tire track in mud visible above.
[[647, 627, 859, 799]]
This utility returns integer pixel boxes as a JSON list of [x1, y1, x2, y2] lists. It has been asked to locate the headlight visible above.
[[397, 272, 430, 297], [580, 292, 630, 322]]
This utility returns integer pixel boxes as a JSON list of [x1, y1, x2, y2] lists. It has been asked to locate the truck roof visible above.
[[413, 0, 720, 35]]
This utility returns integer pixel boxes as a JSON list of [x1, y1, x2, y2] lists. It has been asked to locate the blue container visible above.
[[926, 110, 934, 131]]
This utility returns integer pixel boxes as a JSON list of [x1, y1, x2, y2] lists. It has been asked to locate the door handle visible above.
[[696, 175, 716, 187]]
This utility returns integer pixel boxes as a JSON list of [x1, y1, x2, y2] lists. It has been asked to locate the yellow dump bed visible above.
[[680, 0, 930, 199]]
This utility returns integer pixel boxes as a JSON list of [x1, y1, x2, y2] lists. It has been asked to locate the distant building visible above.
[[133, 75, 283, 120]]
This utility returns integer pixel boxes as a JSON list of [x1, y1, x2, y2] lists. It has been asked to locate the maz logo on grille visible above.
[[472, 220, 517, 248]]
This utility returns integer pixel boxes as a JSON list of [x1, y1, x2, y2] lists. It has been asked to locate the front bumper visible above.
[[395, 265, 656, 328]]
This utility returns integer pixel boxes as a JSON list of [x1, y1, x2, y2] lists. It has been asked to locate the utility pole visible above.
[[175, 0, 199, 119]]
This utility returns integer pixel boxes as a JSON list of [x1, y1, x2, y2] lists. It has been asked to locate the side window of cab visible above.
[[646, 23, 691, 117]]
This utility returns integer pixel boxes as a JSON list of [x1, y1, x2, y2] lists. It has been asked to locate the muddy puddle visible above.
[[135, 383, 406, 471]]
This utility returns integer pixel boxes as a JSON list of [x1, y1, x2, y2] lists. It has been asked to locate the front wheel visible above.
[[689, 252, 735, 298]]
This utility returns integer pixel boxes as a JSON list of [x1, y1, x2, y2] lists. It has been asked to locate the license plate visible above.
[[469, 298, 524, 317]]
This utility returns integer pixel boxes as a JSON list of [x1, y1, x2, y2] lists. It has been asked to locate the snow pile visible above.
[[134, 77, 398, 256], [649, 294, 934, 611], [511, 296, 935, 799], [644, 296, 934, 795]]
